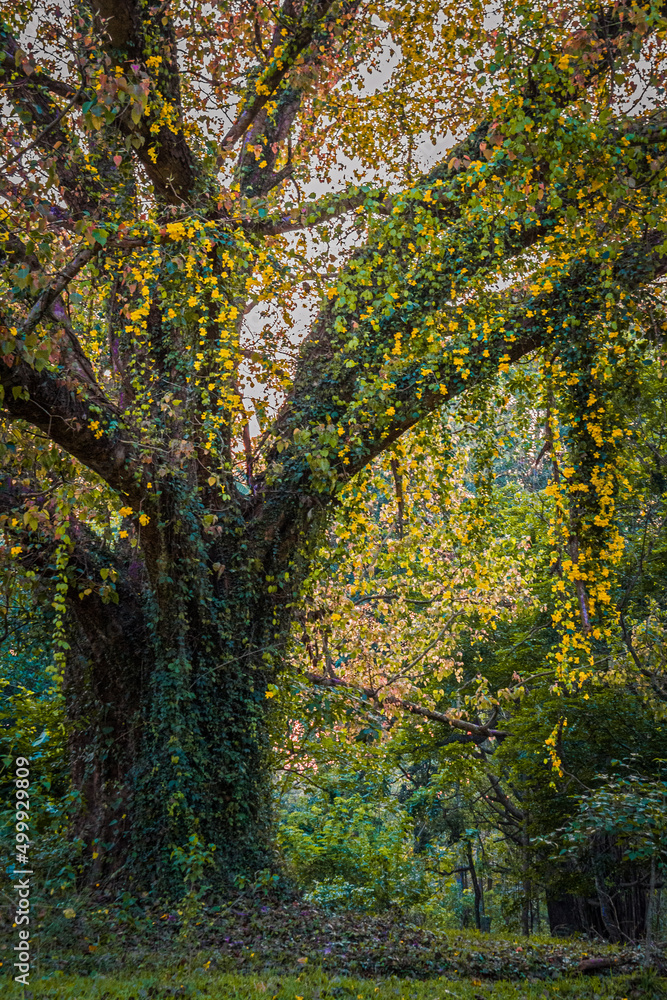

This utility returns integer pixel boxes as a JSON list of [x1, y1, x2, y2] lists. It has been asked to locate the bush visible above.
[[278, 785, 435, 912]]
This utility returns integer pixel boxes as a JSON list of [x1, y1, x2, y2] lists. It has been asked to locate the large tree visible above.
[[1, 0, 667, 891]]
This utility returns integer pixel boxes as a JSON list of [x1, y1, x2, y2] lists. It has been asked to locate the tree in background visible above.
[[2, 0, 667, 894]]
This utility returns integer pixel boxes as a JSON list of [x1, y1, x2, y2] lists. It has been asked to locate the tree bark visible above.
[[521, 815, 531, 938]]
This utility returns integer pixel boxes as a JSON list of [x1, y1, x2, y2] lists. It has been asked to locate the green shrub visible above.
[[278, 786, 434, 911]]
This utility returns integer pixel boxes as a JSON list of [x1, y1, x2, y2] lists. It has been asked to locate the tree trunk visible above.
[[591, 836, 649, 942], [66, 599, 274, 893], [466, 840, 483, 931], [546, 891, 604, 937], [62, 490, 307, 895], [521, 887, 531, 938], [594, 870, 623, 942]]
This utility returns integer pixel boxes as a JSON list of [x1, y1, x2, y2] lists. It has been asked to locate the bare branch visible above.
[[0, 83, 85, 173], [486, 773, 525, 822], [383, 697, 510, 740]]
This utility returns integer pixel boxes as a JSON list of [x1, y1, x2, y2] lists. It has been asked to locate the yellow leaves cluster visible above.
[[544, 720, 567, 782]]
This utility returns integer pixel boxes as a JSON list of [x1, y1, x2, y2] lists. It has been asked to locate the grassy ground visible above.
[[3, 968, 667, 1000], [2, 896, 665, 998]]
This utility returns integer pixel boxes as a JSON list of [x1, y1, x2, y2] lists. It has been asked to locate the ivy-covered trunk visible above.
[[63, 485, 307, 892]]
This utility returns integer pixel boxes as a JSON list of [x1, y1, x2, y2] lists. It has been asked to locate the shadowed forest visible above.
[[1, 0, 667, 997]]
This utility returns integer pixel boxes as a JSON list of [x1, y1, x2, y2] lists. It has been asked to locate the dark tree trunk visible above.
[[65, 584, 150, 883], [65, 601, 275, 891], [546, 840, 650, 942], [546, 893, 604, 937], [466, 841, 483, 931], [521, 819, 531, 938], [592, 836, 649, 942], [62, 486, 312, 894]]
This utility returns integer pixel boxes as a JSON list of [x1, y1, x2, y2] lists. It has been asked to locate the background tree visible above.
[[2, 0, 667, 895]]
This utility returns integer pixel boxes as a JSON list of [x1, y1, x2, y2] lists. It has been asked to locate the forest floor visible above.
[[2, 896, 666, 998]]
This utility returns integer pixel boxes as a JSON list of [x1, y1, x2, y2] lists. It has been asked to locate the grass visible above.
[[3, 968, 667, 1000], [2, 894, 664, 998]]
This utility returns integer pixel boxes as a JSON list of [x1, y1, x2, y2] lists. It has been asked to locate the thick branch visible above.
[[268, 227, 667, 498], [0, 351, 134, 496], [383, 697, 509, 740], [89, 2, 196, 204]]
